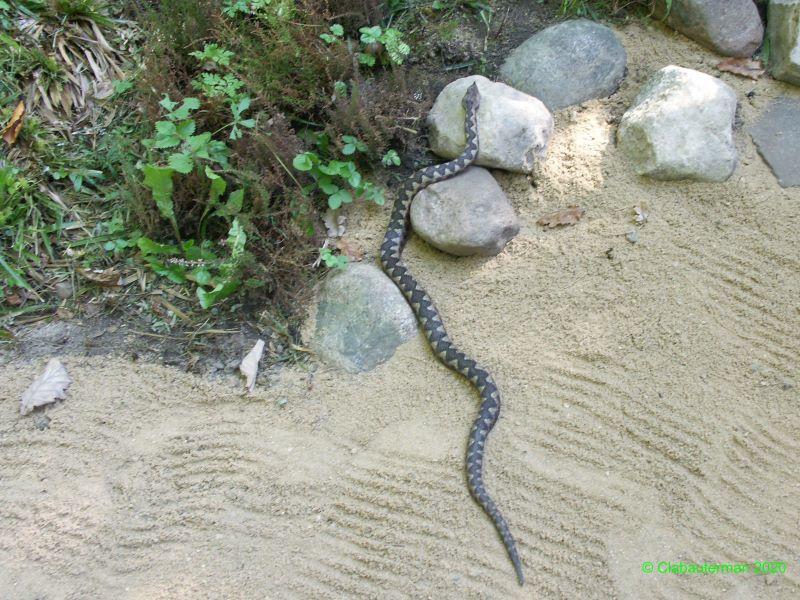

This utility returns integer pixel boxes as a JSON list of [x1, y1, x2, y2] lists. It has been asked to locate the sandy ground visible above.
[[2, 20, 800, 600]]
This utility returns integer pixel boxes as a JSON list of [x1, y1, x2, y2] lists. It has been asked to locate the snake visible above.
[[379, 82, 524, 586]]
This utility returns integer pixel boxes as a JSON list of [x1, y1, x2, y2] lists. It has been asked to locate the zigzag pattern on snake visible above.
[[379, 82, 524, 586]]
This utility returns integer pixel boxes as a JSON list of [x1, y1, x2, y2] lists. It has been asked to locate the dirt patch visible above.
[[2, 19, 799, 600]]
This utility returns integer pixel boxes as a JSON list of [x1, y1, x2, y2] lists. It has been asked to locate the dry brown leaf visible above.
[[239, 339, 265, 394], [5, 292, 23, 306], [537, 206, 586, 229], [20, 359, 71, 416], [336, 238, 364, 261], [716, 57, 764, 80], [77, 267, 121, 286], [2, 100, 25, 146], [323, 208, 346, 238]]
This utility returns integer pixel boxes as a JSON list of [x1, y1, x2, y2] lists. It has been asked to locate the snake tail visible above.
[[379, 82, 524, 586]]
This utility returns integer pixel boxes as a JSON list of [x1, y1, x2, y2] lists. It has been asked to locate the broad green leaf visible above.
[[148, 259, 187, 283], [227, 217, 246, 256], [169, 97, 201, 120], [347, 171, 361, 188], [207, 140, 229, 166], [188, 132, 213, 159], [239, 118, 255, 129], [175, 119, 196, 139], [328, 188, 352, 209], [142, 165, 176, 223], [330, 24, 343, 36], [137, 237, 180, 255], [318, 177, 338, 195], [233, 96, 250, 116], [168, 153, 194, 174], [209, 176, 227, 204], [188, 267, 212, 286], [359, 26, 381, 44], [358, 53, 376, 67], [225, 189, 244, 214], [159, 95, 177, 111], [205, 165, 219, 179], [154, 121, 180, 148], [292, 153, 314, 171], [342, 143, 355, 155], [197, 280, 240, 308]]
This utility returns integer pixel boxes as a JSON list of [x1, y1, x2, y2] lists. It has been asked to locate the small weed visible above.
[[293, 133, 385, 210], [319, 246, 348, 270], [559, 0, 659, 18]]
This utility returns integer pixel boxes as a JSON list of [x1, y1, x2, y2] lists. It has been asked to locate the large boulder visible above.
[[498, 19, 627, 111], [654, 0, 764, 57], [767, 0, 800, 85], [311, 263, 417, 373], [410, 166, 519, 257], [617, 66, 738, 182], [427, 75, 553, 174]]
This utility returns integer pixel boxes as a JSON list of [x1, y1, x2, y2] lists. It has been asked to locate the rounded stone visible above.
[[617, 66, 738, 182], [311, 263, 417, 373], [655, 0, 764, 58], [410, 166, 519, 257], [498, 19, 627, 111], [427, 75, 553, 174], [55, 281, 74, 299]]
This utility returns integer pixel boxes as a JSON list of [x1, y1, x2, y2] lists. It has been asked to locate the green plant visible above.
[[292, 133, 385, 210], [559, 0, 660, 18], [136, 217, 247, 308], [382, 149, 401, 167], [320, 23, 411, 67], [319, 246, 347, 270], [189, 43, 235, 66], [358, 26, 411, 66], [319, 24, 343, 44], [134, 90, 258, 307]]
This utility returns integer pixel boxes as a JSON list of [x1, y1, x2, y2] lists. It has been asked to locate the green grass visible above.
[[559, 0, 660, 19]]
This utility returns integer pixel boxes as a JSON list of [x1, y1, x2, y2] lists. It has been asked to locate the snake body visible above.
[[379, 82, 524, 586]]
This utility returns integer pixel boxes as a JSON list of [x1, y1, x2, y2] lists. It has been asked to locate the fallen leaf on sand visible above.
[[323, 208, 346, 238], [2, 100, 25, 146], [634, 204, 649, 225], [20, 359, 71, 415], [336, 238, 363, 261], [77, 267, 121, 285], [716, 58, 764, 80], [537, 206, 585, 229], [239, 339, 265, 394]]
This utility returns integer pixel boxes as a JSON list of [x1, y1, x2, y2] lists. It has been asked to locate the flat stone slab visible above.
[[312, 263, 417, 373], [750, 97, 800, 188]]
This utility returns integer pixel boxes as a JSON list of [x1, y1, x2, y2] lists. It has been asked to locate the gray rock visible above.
[[767, 0, 800, 85], [312, 263, 416, 373], [427, 75, 553, 174], [750, 97, 800, 187], [654, 0, 764, 57], [55, 281, 73, 299], [498, 19, 627, 111], [617, 66, 738, 182], [410, 166, 519, 256]]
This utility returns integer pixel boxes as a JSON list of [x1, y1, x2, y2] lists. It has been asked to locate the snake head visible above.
[[462, 82, 481, 111]]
